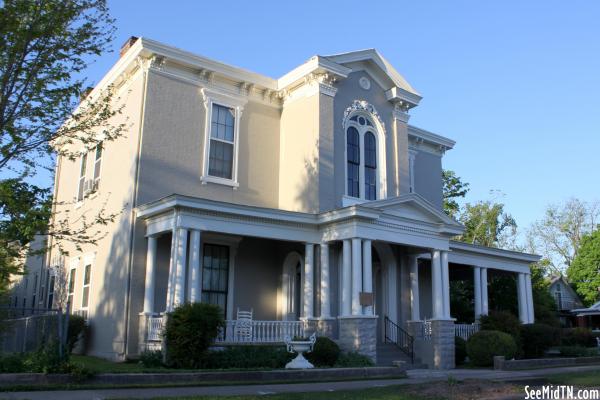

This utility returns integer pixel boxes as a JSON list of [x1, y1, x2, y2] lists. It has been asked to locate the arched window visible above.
[[346, 127, 360, 198], [364, 132, 377, 200], [345, 114, 380, 201]]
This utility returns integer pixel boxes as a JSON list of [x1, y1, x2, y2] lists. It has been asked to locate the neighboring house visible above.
[[571, 301, 600, 332], [548, 275, 583, 327], [39, 37, 539, 368]]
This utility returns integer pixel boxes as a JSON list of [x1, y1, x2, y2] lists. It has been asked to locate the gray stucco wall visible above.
[[413, 150, 443, 209]]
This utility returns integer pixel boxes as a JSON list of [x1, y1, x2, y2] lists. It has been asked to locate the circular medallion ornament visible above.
[[359, 76, 371, 90]]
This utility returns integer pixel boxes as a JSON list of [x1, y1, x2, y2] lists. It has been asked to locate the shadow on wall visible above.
[[294, 151, 320, 214]]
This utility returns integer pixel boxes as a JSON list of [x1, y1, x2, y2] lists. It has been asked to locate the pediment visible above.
[[363, 194, 463, 228]]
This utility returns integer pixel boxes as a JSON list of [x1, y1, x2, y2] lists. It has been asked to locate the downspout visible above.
[[123, 58, 150, 358]]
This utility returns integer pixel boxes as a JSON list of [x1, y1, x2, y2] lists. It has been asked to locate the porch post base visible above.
[[405, 320, 425, 340], [337, 316, 377, 363], [138, 313, 150, 354], [317, 318, 336, 339], [430, 318, 455, 370]]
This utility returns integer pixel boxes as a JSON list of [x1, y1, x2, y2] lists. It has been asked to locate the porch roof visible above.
[[135, 193, 463, 249], [572, 301, 600, 316]]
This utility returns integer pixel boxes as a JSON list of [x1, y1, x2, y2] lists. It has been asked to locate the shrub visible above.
[[455, 336, 467, 365], [0, 354, 26, 372], [306, 337, 340, 367], [480, 311, 521, 339], [138, 350, 163, 368], [333, 352, 374, 367], [466, 330, 517, 367], [164, 303, 224, 368], [558, 346, 599, 357], [67, 314, 87, 353], [23, 341, 70, 373], [202, 346, 294, 369], [561, 328, 594, 347], [521, 323, 560, 359]]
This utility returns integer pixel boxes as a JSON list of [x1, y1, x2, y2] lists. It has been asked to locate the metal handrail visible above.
[[383, 315, 414, 364]]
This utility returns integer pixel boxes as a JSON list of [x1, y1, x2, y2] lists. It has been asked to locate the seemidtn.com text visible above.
[[525, 386, 600, 400]]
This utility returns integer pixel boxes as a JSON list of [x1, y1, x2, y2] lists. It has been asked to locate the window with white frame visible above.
[[68, 268, 76, 308], [47, 275, 55, 309], [77, 153, 87, 201], [208, 104, 235, 179], [81, 262, 91, 309], [201, 88, 246, 186], [93, 142, 102, 190], [345, 114, 380, 201]]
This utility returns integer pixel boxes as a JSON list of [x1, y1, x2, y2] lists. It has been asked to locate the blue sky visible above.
[[81, 0, 599, 232]]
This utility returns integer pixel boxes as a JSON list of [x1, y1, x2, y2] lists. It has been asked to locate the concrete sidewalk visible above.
[[1, 364, 599, 400]]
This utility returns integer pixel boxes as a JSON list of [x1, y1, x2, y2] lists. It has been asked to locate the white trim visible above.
[[80, 253, 95, 312], [200, 88, 247, 188]]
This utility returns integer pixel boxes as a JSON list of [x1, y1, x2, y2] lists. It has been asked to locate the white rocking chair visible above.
[[234, 308, 253, 342]]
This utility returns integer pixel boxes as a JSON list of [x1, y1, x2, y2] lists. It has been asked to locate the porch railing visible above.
[[422, 320, 432, 340], [216, 320, 305, 344], [384, 316, 414, 363], [455, 323, 480, 341], [147, 315, 164, 342]]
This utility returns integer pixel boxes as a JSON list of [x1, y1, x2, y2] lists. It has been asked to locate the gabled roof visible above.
[[573, 300, 600, 316]]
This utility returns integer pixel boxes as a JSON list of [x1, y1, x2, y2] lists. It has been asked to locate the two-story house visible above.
[[45, 37, 539, 369]]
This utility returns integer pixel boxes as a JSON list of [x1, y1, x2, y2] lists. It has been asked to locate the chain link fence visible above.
[[0, 304, 70, 356]]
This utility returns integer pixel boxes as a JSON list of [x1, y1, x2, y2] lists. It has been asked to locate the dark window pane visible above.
[[346, 127, 360, 197], [365, 167, 377, 200], [365, 132, 377, 168], [84, 264, 91, 285], [209, 140, 234, 179], [202, 244, 229, 317]]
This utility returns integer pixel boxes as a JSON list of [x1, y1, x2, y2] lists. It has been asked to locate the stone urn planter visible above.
[[284, 333, 317, 369]]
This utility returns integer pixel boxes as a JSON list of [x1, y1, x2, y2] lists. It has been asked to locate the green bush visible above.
[[0, 353, 26, 372], [164, 303, 224, 368], [561, 328, 595, 347], [138, 350, 163, 368], [455, 336, 467, 365], [67, 314, 87, 353], [480, 311, 521, 339], [202, 346, 294, 369], [333, 351, 374, 367], [558, 346, 599, 357], [306, 337, 340, 367], [23, 341, 71, 373], [521, 323, 560, 359], [466, 330, 517, 367]]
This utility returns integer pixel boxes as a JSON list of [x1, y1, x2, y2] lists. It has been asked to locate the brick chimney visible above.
[[120, 36, 139, 58]]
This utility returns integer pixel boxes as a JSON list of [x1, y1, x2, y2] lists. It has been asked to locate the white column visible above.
[[165, 229, 178, 312], [517, 273, 528, 323], [474, 266, 482, 319], [431, 250, 444, 319], [408, 255, 420, 321], [188, 230, 202, 303], [143, 235, 157, 314], [320, 242, 331, 318], [342, 240, 352, 317], [441, 250, 450, 319], [303, 243, 314, 319], [481, 267, 489, 316], [525, 273, 534, 323], [362, 239, 373, 315], [174, 228, 188, 306], [351, 238, 363, 316]]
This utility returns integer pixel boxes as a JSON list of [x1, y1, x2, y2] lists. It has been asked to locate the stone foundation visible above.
[[337, 316, 378, 363], [302, 318, 319, 337], [317, 318, 336, 338], [430, 319, 455, 370]]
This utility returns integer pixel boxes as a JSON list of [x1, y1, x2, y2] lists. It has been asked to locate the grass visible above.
[[546, 370, 600, 386], [132, 385, 441, 400], [70, 355, 170, 373]]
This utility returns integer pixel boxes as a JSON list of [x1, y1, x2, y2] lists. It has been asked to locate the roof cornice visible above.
[[408, 125, 456, 151], [450, 240, 541, 263]]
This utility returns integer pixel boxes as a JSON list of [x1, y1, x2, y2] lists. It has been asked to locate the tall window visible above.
[[201, 244, 229, 315], [47, 276, 55, 309], [93, 142, 102, 190], [68, 268, 76, 307], [345, 114, 378, 200], [77, 153, 87, 201], [346, 127, 360, 198], [31, 273, 38, 308], [208, 104, 235, 179], [364, 132, 377, 200], [81, 263, 91, 309]]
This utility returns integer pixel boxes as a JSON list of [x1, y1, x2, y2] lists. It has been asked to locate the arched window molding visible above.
[[342, 101, 387, 205]]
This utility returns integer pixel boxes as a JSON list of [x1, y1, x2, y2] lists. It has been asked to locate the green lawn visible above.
[[546, 370, 600, 386], [146, 386, 441, 400], [70, 355, 170, 373]]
